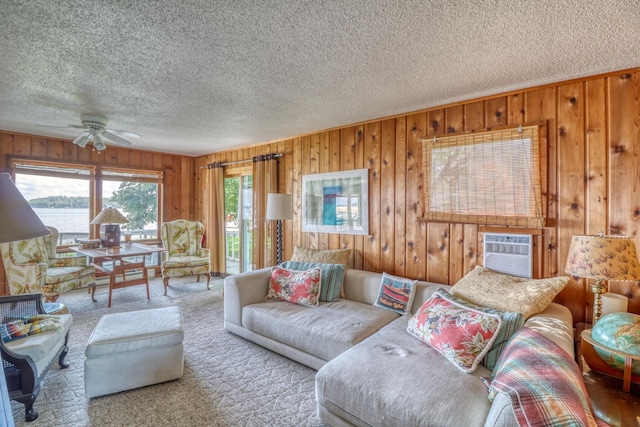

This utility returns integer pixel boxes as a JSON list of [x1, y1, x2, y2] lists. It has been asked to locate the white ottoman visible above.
[[84, 306, 184, 398]]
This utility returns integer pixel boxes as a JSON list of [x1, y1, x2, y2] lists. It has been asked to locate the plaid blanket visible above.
[[488, 327, 606, 427]]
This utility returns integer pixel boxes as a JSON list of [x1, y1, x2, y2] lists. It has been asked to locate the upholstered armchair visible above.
[[161, 219, 211, 294], [0, 293, 72, 422], [0, 226, 95, 302]]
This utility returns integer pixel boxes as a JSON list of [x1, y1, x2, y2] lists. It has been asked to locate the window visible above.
[[11, 159, 163, 245], [100, 168, 162, 241], [421, 124, 545, 228]]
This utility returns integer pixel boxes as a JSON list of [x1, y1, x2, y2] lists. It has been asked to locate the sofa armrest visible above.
[[223, 267, 272, 327]]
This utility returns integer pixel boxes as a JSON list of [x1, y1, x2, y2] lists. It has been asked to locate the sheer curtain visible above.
[[207, 162, 226, 276], [252, 154, 278, 269]]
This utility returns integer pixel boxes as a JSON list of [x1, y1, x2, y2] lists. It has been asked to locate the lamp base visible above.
[[102, 224, 121, 247], [592, 279, 607, 324]]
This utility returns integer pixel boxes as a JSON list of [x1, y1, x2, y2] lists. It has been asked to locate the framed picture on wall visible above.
[[301, 169, 369, 235]]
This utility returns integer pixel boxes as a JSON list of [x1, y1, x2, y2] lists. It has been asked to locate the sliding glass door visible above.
[[224, 171, 252, 274]]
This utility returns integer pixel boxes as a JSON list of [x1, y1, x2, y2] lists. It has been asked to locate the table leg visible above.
[[144, 266, 150, 300], [108, 272, 115, 308], [87, 283, 97, 302]]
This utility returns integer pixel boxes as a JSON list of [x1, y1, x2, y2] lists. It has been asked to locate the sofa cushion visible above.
[[266, 266, 322, 307], [373, 272, 417, 315], [242, 299, 398, 362], [450, 266, 568, 319], [316, 316, 491, 427], [290, 246, 351, 266], [290, 246, 351, 297], [281, 261, 345, 302], [425, 289, 525, 371], [407, 289, 502, 373]]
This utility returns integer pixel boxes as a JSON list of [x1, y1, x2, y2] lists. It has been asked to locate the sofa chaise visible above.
[[224, 265, 598, 426]]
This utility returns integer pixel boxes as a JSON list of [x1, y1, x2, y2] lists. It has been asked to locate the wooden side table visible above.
[[576, 328, 640, 426]]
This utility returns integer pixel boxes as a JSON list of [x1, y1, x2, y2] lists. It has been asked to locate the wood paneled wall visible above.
[[197, 68, 640, 325], [0, 132, 196, 294]]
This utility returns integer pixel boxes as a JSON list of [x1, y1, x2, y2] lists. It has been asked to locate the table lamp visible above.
[[266, 193, 293, 265], [0, 173, 51, 243], [91, 207, 128, 247], [565, 233, 640, 323]]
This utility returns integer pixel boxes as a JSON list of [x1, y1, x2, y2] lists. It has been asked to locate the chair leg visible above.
[[87, 283, 97, 302], [20, 393, 38, 422], [206, 273, 211, 290], [58, 332, 71, 369], [163, 277, 170, 296]]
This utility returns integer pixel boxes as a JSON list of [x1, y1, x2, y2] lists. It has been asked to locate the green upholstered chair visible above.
[[0, 226, 95, 302], [160, 219, 211, 295]]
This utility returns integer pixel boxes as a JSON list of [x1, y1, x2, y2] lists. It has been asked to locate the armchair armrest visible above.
[[198, 248, 210, 260], [49, 255, 87, 268]]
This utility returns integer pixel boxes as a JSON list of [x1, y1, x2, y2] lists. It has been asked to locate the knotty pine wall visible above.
[[196, 68, 640, 325], [0, 132, 196, 295]]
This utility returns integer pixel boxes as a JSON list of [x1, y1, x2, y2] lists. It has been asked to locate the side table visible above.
[[576, 327, 640, 426]]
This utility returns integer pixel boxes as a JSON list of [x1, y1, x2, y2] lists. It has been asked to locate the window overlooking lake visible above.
[[11, 159, 162, 246]]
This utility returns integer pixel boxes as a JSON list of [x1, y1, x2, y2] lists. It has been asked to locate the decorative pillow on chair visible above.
[[281, 261, 345, 302], [373, 272, 417, 315], [407, 288, 502, 373], [450, 266, 568, 319], [266, 266, 322, 307], [0, 320, 30, 343]]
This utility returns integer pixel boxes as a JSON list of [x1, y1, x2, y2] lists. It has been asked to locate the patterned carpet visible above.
[[10, 277, 324, 427]]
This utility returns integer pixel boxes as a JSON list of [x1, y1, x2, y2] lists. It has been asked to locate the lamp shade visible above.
[[90, 207, 128, 225], [564, 234, 640, 281], [0, 173, 51, 243], [266, 193, 293, 220]]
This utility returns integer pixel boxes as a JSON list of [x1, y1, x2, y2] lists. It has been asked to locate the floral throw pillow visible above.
[[266, 266, 322, 307], [407, 289, 502, 373]]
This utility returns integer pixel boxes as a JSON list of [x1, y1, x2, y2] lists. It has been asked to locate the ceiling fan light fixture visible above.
[[93, 134, 106, 151], [73, 132, 90, 148]]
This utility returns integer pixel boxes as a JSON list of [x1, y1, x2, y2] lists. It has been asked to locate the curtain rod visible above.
[[200, 152, 283, 169]]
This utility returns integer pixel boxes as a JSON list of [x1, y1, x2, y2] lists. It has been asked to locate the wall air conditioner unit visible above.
[[483, 233, 533, 278]]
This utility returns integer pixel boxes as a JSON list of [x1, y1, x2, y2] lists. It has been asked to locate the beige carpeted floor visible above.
[[10, 277, 325, 427]]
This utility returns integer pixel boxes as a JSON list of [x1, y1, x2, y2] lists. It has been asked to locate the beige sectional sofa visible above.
[[223, 267, 579, 426]]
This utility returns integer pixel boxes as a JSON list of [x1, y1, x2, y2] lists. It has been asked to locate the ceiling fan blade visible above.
[[68, 124, 88, 129], [105, 128, 140, 138], [102, 131, 132, 146]]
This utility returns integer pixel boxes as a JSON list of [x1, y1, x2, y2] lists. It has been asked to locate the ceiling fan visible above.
[[68, 114, 140, 151]]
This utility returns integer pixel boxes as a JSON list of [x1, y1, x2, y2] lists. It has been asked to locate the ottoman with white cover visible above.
[[84, 306, 184, 398]]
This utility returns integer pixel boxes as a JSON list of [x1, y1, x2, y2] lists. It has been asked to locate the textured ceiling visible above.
[[1, 1, 639, 157]]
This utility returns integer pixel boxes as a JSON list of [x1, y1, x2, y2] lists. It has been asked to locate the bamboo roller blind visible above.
[[421, 124, 544, 228]]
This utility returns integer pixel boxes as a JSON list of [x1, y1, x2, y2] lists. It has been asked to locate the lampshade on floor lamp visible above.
[[0, 173, 51, 243], [266, 193, 293, 265], [91, 207, 128, 247], [565, 234, 640, 323]]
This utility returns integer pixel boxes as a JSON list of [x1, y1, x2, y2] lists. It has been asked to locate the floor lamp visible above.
[[266, 193, 293, 265]]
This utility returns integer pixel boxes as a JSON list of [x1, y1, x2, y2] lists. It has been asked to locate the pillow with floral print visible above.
[[266, 266, 322, 307], [407, 288, 503, 373]]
